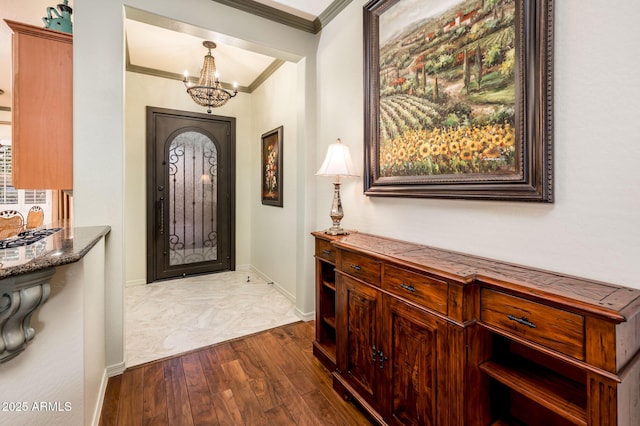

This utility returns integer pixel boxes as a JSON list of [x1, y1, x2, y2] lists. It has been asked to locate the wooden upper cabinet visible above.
[[5, 20, 72, 190]]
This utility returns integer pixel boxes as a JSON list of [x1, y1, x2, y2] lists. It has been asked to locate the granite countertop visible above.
[[0, 225, 111, 279]]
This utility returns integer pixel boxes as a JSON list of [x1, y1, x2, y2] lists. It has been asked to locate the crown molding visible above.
[[315, 0, 352, 32], [212, 0, 353, 34], [126, 63, 251, 94], [213, 0, 316, 33], [124, 1, 354, 91], [248, 59, 285, 92]]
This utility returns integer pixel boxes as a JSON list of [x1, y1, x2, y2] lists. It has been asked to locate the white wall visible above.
[[0, 0, 634, 420], [0, 237, 106, 426], [315, 0, 640, 290], [124, 59, 312, 311], [74, 0, 126, 372], [0, 267, 83, 426], [124, 72, 254, 286], [75, 0, 319, 369], [82, 237, 107, 426], [75, 0, 640, 378], [250, 61, 299, 300]]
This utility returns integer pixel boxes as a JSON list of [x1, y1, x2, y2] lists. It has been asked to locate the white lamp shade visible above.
[[316, 139, 358, 177]]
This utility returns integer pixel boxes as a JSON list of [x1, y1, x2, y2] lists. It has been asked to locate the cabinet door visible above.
[[382, 295, 446, 426], [336, 273, 381, 405], [7, 20, 73, 189]]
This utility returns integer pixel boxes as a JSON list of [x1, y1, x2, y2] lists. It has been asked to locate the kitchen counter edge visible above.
[[0, 225, 111, 279]]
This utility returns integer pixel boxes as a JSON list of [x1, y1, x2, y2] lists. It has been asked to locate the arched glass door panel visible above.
[[168, 131, 218, 266]]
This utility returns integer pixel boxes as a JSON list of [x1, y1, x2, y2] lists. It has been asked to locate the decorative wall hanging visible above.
[[363, 0, 553, 201], [261, 126, 283, 207]]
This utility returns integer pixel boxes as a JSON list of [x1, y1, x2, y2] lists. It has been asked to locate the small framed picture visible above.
[[261, 126, 283, 207]]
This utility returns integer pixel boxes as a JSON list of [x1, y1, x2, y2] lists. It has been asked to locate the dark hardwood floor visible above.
[[99, 321, 372, 425]]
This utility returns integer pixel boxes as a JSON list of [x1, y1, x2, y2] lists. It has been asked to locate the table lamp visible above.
[[316, 139, 358, 235]]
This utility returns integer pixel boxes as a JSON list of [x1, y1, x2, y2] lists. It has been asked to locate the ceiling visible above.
[[0, 0, 339, 116]]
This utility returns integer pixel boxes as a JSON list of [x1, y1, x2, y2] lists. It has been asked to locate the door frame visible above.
[[145, 106, 236, 283]]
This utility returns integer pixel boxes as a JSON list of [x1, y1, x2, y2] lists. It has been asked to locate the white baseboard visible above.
[[236, 264, 252, 271], [106, 361, 126, 376], [248, 265, 270, 282], [249, 266, 296, 304], [295, 308, 315, 321], [125, 279, 146, 288], [90, 369, 109, 426], [272, 281, 295, 303]]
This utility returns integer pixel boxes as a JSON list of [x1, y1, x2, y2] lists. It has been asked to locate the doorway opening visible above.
[[146, 107, 235, 282]]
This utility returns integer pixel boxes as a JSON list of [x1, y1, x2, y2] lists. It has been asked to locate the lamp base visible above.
[[324, 226, 350, 236], [323, 181, 350, 236]]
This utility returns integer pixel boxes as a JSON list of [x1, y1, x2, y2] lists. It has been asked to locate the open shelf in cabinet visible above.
[[322, 279, 336, 292], [480, 334, 587, 426], [322, 315, 336, 329], [313, 235, 339, 371]]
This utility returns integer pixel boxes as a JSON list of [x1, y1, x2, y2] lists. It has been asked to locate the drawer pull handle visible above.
[[322, 249, 332, 255], [372, 345, 377, 362], [507, 315, 537, 328], [400, 283, 416, 293], [350, 264, 362, 271]]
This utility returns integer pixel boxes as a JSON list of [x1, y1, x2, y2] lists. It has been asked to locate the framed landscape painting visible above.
[[261, 126, 283, 207], [363, 0, 553, 201]]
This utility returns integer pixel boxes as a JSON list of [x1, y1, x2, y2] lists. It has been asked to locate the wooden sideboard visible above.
[[312, 231, 640, 426]]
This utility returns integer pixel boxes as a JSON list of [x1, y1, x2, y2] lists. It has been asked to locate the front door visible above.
[[146, 107, 235, 282]]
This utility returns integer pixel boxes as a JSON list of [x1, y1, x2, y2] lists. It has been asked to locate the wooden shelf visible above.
[[479, 359, 587, 426], [322, 315, 336, 330], [314, 233, 341, 372], [313, 339, 336, 365], [322, 280, 336, 292]]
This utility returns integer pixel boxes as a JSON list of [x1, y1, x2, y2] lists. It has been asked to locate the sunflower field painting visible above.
[[376, 0, 517, 178]]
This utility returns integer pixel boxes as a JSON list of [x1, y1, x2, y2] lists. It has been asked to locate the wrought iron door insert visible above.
[[147, 107, 235, 282]]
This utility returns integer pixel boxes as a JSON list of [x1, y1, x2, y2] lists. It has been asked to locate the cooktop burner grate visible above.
[[0, 228, 62, 249]]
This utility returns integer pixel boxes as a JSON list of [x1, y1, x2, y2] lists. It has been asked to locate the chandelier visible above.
[[183, 41, 237, 113]]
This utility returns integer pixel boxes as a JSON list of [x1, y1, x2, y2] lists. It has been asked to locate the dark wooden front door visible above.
[[146, 107, 235, 282]]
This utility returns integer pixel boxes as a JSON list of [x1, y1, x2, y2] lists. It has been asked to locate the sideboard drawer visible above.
[[316, 238, 337, 263], [339, 250, 381, 286], [383, 264, 448, 315], [480, 288, 585, 360]]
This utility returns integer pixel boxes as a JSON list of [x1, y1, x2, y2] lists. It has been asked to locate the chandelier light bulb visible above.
[[183, 70, 191, 87]]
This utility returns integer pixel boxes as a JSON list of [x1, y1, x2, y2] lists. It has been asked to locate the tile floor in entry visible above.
[[125, 269, 299, 367]]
